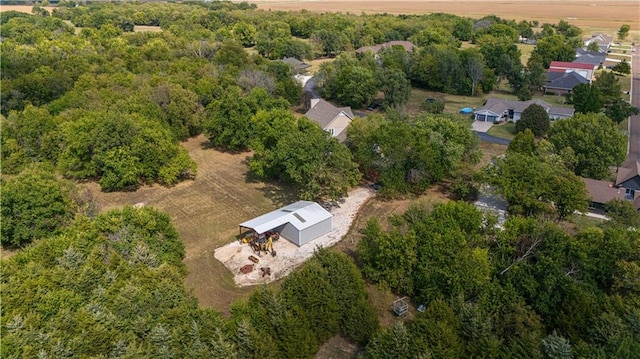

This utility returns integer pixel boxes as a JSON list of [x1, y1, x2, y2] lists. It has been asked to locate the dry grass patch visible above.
[[315, 335, 359, 359], [306, 57, 334, 73], [134, 25, 162, 33], [81, 135, 293, 314], [477, 142, 508, 166], [517, 43, 536, 65]]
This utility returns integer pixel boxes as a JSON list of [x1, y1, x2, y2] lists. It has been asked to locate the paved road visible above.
[[474, 131, 512, 145], [624, 50, 640, 166]]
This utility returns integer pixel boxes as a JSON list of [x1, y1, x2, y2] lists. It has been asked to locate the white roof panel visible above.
[[239, 201, 332, 234]]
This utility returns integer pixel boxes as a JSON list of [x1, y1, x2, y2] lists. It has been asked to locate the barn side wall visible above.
[[281, 223, 300, 245], [299, 217, 333, 246]]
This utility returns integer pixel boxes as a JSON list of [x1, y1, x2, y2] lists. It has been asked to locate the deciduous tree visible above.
[[1, 165, 75, 247], [516, 104, 550, 137], [549, 112, 626, 179]]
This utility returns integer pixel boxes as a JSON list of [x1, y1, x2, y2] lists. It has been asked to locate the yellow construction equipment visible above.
[[248, 232, 277, 257]]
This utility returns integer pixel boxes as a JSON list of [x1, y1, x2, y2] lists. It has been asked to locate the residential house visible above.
[[355, 41, 416, 55], [544, 71, 590, 95], [583, 33, 614, 53], [582, 161, 640, 213], [282, 57, 311, 75], [305, 98, 354, 142], [548, 61, 598, 82], [473, 97, 574, 123], [615, 161, 640, 200], [574, 48, 607, 68]]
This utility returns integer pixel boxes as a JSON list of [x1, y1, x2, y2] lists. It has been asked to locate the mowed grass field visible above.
[[81, 135, 293, 314]]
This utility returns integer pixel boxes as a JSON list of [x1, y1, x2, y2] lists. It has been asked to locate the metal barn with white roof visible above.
[[239, 201, 333, 246]]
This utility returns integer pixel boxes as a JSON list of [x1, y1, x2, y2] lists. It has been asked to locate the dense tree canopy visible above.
[[57, 111, 196, 191], [549, 113, 626, 179], [347, 113, 479, 197], [359, 201, 640, 357], [2, 204, 377, 358], [1, 165, 76, 247], [488, 134, 588, 218], [249, 114, 361, 201]]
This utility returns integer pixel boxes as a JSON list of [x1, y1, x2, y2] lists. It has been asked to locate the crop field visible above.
[[247, 0, 639, 34]]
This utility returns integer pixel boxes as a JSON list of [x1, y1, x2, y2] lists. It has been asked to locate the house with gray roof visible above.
[[305, 99, 354, 142], [582, 161, 640, 213], [574, 48, 607, 67], [282, 57, 311, 75], [583, 33, 614, 53], [473, 97, 574, 123], [355, 41, 416, 55], [545, 71, 590, 95]]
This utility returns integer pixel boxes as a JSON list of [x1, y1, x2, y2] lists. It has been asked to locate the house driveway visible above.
[[472, 120, 494, 133]]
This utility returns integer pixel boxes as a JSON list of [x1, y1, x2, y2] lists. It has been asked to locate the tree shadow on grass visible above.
[[256, 180, 300, 208], [243, 167, 299, 208]]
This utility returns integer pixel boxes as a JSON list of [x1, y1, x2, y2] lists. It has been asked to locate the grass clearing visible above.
[[565, 214, 606, 233], [477, 142, 508, 166], [406, 88, 484, 116], [80, 135, 292, 314], [517, 43, 536, 65], [315, 336, 359, 359], [306, 57, 334, 73], [487, 122, 517, 140], [134, 25, 162, 33]]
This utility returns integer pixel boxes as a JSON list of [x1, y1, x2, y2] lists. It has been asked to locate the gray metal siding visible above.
[[298, 217, 333, 246], [281, 223, 300, 245]]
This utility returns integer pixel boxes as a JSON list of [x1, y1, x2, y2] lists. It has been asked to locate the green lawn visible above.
[[567, 213, 606, 232], [487, 122, 517, 140], [517, 43, 535, 65], [406, 88, 485, 116]]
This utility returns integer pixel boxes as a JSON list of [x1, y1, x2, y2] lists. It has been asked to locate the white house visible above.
[[305, 99, 354, 142], [474, 98, 575, 123]]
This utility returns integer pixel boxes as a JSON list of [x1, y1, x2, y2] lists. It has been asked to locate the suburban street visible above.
[[624, 48, 640, 165]]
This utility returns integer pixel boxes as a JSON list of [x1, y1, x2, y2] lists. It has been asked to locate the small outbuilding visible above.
[[239, 201, 333, 246]]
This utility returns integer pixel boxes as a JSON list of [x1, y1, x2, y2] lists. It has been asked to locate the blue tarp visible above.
[[460, 107, 473, 114]]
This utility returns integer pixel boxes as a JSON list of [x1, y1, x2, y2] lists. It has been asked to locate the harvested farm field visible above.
[[245, 1, 639, 30]]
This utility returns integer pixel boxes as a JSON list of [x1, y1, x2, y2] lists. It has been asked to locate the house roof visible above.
[[574, 54, 606, 66], [582, 178, 626, 204], [616, 161, 640, 187], [305, 99, 354, 129], [239, 201, 332, 234], [549, 61, 597, 70], [548, 106, 575, 117], [512, 99, 551, 113], [584, 33, 614, 46], [475, 97, 575, 119], [545, 71, 590, 91], [355, 40, 416, 54], [474, 97, 510, 116], [574, 49, 606, 65], [282, 57, 311, 69]]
